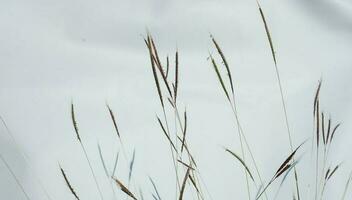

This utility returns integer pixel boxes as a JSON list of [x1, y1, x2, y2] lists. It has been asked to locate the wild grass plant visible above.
[[0, 3, 351, 200]]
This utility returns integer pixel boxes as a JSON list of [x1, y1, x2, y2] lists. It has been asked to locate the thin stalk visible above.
[[210, 52, 250, 200], [256, 2, 301, 198], [195, 170, 214, 200], [162, 107, 181, 195], [189, 170, 204, 200], [98, 144, 118, 200], [273, 61, 301, 197], [71, 103, 104, 200], [229, 103, 262, 199], [145, 35, 180, 197], [173, 95, 181, 199], [228, 102, 252, 200], [106, 103, 140, 196], [209, 35, 266, 199], [341, 172, 352, 200], [80, 142, 104, 200], [110, 180, 118, 200], [314, 102, 320, 200], [318, 146, 328, 200], [256, 179, 274, 200], [117, 141, 139, 200], [173, 106, 213, 200], [315, 145, 319, 200], [0, 154, 31, 200], [228, 101, 270, 199]]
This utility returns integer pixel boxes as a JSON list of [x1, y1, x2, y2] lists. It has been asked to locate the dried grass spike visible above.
[[179, 167, 191, 200], [106, 104, 121, 138], [330, 123, 341, 143], [97, 143, 109, 178], [326, 118, 331, 144], [275, 142, 304, 177], [71, 103, 81, 142], [180, 110, 187, 153], [327, 164, 340, 180], [60, 166, 80, 200], [257, 1, 277, 65], [209, 54, 230, 101], [112, 150, 119, 177], [316, 100, 320, 147], [129, 149, 136, 181], [150, 37, 173, 98], [166, 56, 170, 78], [225, 148, 255, 181], [149, 177, 162, 200], [211, 35, 234, 94], [146, 36, 164, 107], [177, 159, 195, 170], [113, 177, 138, 200], [174, 50, 179, 102], [313, 80, 322, 115], [322, 113, 326, 145], [157, 117, 177, 151]]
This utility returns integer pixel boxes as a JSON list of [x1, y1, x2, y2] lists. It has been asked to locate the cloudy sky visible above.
[[0, 0, 352, 199]]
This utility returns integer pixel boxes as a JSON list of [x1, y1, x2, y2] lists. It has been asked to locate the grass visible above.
[[0, 4, 351, 200], [256, 2, 301, 199]]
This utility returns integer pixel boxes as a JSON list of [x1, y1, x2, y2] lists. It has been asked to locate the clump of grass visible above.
[[54, 32, 348, 200], [0, 4, 350, 200], [207, 3, 348, 200], [310, 80, 345, 200], [145, 33, 208, 200]]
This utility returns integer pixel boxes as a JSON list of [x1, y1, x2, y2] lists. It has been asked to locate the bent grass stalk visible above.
[[147, 35, 211, 200], [174, 107, 211, 200], [256, 1, 301, 199], [106, 103, 140, 197], [149, 177, 162, 200], [60, 165, 80, 200], [170, 76, 211, 200], [97, 143, 118, 200], [146, 34, 209, 200], [145, 35, 181, 196], [179, 167, 191, 200], [210, 36, 268, 199], [71, 103, 105, 200], [209, 53, 251, 200]]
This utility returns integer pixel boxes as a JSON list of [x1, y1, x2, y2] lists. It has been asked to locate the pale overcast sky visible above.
[[0, 0, 352, 199]]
